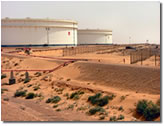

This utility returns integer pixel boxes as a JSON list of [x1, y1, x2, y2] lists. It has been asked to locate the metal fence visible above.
[[62, 45, 114, 56], [130, 48, 160, 65]]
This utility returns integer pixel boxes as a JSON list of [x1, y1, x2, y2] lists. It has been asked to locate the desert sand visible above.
[[1, 44, 160, 121]]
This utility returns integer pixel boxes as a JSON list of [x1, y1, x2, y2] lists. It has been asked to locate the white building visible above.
[[1, 18, 78, 47], [78, 29, 112, 45]]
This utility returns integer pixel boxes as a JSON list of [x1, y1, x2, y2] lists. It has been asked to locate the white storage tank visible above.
[[1, 18, 78, 47], [78, 29, 112, 45]]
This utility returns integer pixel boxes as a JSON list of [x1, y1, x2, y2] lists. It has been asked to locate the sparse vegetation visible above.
[[46, 96, 61, 103], [55, 88, 64, 94], [33, 85, 40, 91], [67, 104, 74, 110], [27, 84, 32, 87], [3, 97, 9, 101], [14, 63, 18, 66], [70, 91, 84, 100], [56, 109, 61, 112], [1, 88, 8, 94], [109, 116, 117, 121], [37, 93, 42, 97], [25, 92, 36, 99], [14, 90, 27, 97], [136, 100, 160, 121], [77, 106, 87, 111], [1, 74, 7, 79], [117, 114, 125, 120], [34, 72, 42, 77], [18, 86, 24, 90], [17, 78, 24, 83], [108, 94, 116, 100], [53, 104, 58, 108], [24, 78, 30, 83], [118, 106, 124, 111], [63, 93, 69, 99], [120, 95, 126, 102], [99, 115, 105, 120], [156, 99, 160, 106], [89, 106, 105, 115], [66, 78, 71, 81]]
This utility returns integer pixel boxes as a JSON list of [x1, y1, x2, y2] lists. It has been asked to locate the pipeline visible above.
[[1, 49, 88, 73], [26, 54, 88, 61], [2, 52, 88, 61], [1, 60, 75, 73]]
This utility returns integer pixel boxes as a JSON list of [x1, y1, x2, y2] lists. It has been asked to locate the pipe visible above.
[[2, 52, 88, 61]]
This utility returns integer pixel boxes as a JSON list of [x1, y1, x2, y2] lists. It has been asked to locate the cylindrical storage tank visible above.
[[1, 18, 78, 47], [78, 29, 112, 45]]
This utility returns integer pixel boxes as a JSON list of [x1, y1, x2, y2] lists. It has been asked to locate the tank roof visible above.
[[1, 17, 78, 24], [78, 29, 112, 32]]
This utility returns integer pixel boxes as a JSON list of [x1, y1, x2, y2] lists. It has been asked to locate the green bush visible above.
[[63, 93, 69, 99], [136, 100, 160, 121], [1, 74, 7, 79], [136, 100, 148, 115], [56, 109, 61, 112], [14, 90, 26, 97], [99, 115, 105, 120], [143, 102, 160, 121], [27, 84, 32, 87], [24, 78, 30, 83], [117, 114, 124, 120], [66, 78, 71, 81], [53, 104, 58, 108], [97, 96, 109, 107], [70, 92, 78, 99], [1, 88, 8, 94], [118, 106, 124, 111], [33, 85, 40, 91], [89, 106, 105, 115], [34, 72, 42, 77], [109, 116, 117, 121], [88, 93, 102, 105], [156, 99, 160, 106], [88, 93, 109, 106], [108, 94, 115, 100], [77, 106, 87, 111], [46, 98, 52, 103], [67, 104, 74, 110], [120, 95, 126, 102], [25, 92, 35, 99], [3, 97, 9, 101], [46, 96, 61, 103], [70, 91, 84, 100]]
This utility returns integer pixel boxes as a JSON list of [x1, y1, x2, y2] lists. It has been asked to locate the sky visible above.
[[1, 1, 160, 44]]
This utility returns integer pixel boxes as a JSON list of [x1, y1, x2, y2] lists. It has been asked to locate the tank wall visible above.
[[78, 33, 112, 44], [2, 27, 77, 46], [1, 27, 47, 45], [1, 20, 77, 46], [49, 28, 77, 45]]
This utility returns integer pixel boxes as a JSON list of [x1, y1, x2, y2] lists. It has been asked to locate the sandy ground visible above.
[[1, 45, 160, 122]]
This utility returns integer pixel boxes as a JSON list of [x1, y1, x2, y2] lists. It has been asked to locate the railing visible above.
[[62, 45, 114, 56], [130, 48, 160, 65]]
